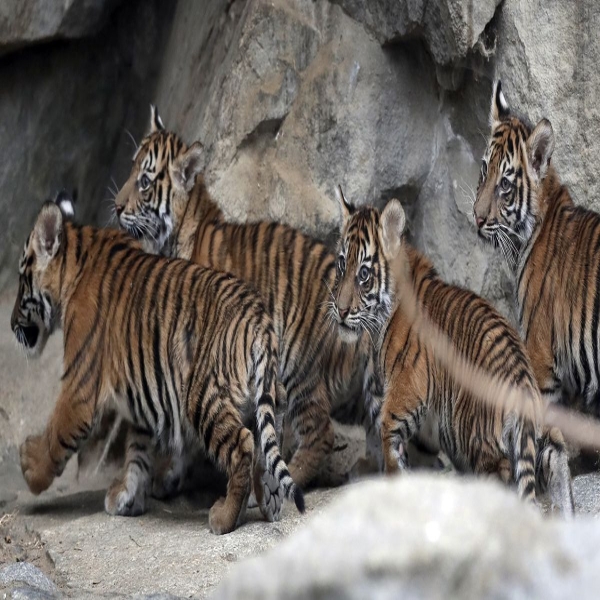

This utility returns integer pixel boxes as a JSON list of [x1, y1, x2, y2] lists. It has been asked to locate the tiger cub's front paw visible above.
[[20, 435, 55, 495], [105, 476, 147, 517]]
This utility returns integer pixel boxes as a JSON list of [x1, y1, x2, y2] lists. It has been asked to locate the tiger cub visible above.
[[331, 192, 573, 514], [475, 81, 600, 418], [112, 107, 368, 489], [11, 193, 303, 534]]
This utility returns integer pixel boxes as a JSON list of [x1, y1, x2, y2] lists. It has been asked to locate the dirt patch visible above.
[[0, 510, 61, 586]]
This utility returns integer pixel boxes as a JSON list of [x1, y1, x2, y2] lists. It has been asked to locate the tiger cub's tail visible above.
[[512, 415, 538, 504], [253, 344, 305, 514]]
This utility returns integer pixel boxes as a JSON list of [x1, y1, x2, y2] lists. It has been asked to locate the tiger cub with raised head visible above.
[[11, 193, 303, 534], [332, 191, 573, 514], [112, 107, 368, 490], [475, 81, 600, 418]]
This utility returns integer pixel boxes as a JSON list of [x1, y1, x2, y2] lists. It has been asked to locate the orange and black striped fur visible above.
[[475, 81, 600, 420], [11, 194, 303, 534], [113, 107, 368, 489], [332, 193, 573, 514]]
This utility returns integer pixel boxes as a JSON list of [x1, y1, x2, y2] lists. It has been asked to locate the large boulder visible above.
[[154, 0, 439, 239], [213, 474, 600, 599], [149, 0, 508, 317]]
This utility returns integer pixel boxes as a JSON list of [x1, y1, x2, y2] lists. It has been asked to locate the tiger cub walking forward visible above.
[[475, 81, 600, 419], [331, 192, 573, 514], [113, 107, 367, 489], [11, 195, 303, 534]]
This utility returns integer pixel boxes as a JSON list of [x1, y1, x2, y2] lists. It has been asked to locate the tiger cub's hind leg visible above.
[[208, 424, 254, 535], [105, 427, 153, 517], [381, 375, 428, 474], [496, 457, 512, 484], [536, 427, 574, 517], [196, 385, 254, 535], [286, 379, 334, 488]]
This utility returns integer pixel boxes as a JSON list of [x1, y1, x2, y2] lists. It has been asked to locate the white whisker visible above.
[[125, 129, 139, 152]]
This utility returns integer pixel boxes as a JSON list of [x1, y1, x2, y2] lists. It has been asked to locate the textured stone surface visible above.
[[13, 485, 341, 599], [0, 563, 57, 596], [333, 0, 502, 65], [214, 475, 600, 600], [0, 0, 173, 291], [573, 471, 600, 515], [494, 1, 600, 210], [153, 0, 439, 240], [3, 587, 57, 600], [0, 0, 122, 52], [2, 0, 600, 313]]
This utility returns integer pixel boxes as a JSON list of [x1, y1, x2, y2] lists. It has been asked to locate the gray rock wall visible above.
[[146, 0, 600, 320], [0, 0, 173, 291], [1, 0, 599, 314]]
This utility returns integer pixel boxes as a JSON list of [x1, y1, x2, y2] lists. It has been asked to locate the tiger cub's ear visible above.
[[34, 202, 64, 263], [335, 185, 354, 224], [380, 199, 406, 259], [54, 189, 75, 220], [170, 142, 205, 193], [490, 80, 510, 125], [149, 104, 165, 133], [527, 118, 555, 181]]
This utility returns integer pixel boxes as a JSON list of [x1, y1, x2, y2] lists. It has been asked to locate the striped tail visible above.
[[513, 416, 537, 504], [256, 391, 305, 513]]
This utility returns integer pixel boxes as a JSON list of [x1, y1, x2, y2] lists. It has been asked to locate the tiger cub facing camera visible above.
[[11, 193, 303, 534], [331, 191, 573, 515]]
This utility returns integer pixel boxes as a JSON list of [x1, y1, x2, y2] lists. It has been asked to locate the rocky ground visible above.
[[3, 285, 600, 600]]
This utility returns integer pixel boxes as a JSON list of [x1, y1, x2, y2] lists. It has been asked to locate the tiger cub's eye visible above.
[[140, 174, 151, 190], [500, 176, 512, 192], [358, 265, 370, 283], [337, 255, 346, 273]]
